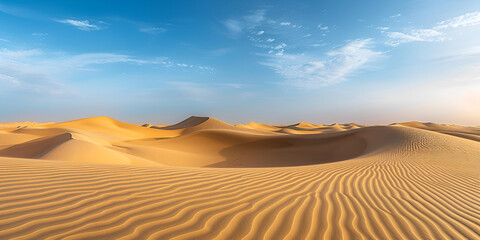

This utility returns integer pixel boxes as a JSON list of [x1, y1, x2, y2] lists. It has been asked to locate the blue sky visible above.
[[1, 0, 480, 125]]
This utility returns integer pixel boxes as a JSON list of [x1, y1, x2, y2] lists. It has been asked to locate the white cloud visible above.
[[62, 54, 210, 71], [266, 19, 276, 24], [220, 83, 247, 89], [208, 48, 231, 56], [57, 19, 101, 31], [386, 29, 444, 46], [318, 24, 328, 30], [64, 53, 150, 66], [224, 9, 381, 89], [436, 12, 480, 29], [243, 9, 266, 25], [325, 39, 382, 77], [0, 56, 63, 93], [376, 26, 389, 30], [198, 66, 214, 71], [437, 45, 480, 62], [384, 11, 480, 46], [390, 13, 401, 18], [223, 19, 243, 33], [139, 27, 166, 34], [0, 48, 42, 57], [223, 9, 266, 35], [0, 73, 20, 85], [32, 33, 48, 36], [261, 39, 383, 88], [0, 46, 213, 94], [177, 63, 190, 67], [273, 43, 287, 49]]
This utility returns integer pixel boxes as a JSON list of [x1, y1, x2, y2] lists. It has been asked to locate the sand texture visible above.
[[0, 116, 479, 239]]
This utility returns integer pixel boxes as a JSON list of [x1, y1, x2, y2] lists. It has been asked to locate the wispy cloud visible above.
[[208, 48, 232, 57], [0, 73, 20, 85], [223, 9, 266, 36], [56, 19, 102, 31], [436, 45, 480, 63], [0, 48, 42, 57], [62, 53, 150, 66], [223, 8, 365, 88], [197, 66, 215, 71], [0, 3, 42, 19], [139, 27, 166, 34], [220, 83, 247, 89], [261, 39, 383, 88], [223, 9, 328, 49], [386, 29, 444, 46], [32, 32, 49, 39], [223, 19, 243, 34], [0, 45, 213, 94], [273, 43, 287, 49], [0, 51, 63, 93], [436, 12, 480, 29], [317, 24, 329, 30], [385, 11, 480, 46]]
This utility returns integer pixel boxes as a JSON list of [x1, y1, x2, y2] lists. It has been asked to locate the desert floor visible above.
[[0, 116, 479, 239]]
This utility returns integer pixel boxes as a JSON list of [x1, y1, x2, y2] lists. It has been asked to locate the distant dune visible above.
[[0, 116, 479, 239]]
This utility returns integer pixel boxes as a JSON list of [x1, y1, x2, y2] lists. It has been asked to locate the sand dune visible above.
[[0, 116, 479, 239]]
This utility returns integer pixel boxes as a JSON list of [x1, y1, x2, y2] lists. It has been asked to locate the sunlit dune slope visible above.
[[1, 116, 477, 168], [0, 116, 479, 239]]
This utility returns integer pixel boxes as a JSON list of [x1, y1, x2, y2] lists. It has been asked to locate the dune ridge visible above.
[[0, 116, 479, 239]]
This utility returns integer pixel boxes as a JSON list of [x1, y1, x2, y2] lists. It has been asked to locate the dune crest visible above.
[[1, 116, 479, 168], [0, 116, 479, 239]]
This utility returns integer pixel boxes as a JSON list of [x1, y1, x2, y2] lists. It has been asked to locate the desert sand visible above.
[[0, 116, 479, 239]]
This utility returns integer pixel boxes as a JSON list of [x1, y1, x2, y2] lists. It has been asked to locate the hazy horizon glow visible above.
[[1, 0, 479, 125]]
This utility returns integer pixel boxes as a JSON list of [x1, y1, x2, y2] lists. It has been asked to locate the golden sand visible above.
[[0, 116, 479, 239]]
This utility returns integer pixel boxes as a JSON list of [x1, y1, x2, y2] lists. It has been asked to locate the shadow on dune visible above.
[[152, 116, 210, 130], [0, 116, 420, 168], [207, 130, 369, 168], [0, 133, 73, 158]]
